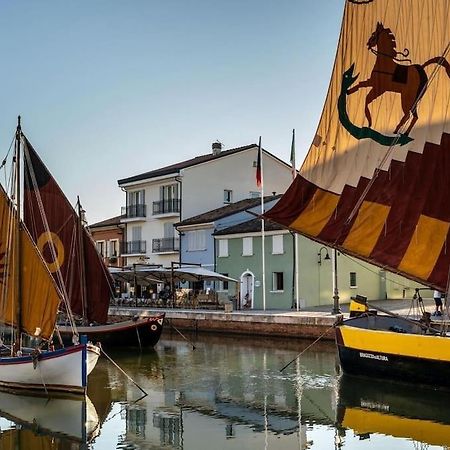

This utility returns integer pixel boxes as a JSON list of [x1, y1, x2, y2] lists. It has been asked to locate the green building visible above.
[[215, 218, 425, 310]]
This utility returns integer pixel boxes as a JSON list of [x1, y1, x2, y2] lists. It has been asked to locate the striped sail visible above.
[[265, 0, 450, 290]]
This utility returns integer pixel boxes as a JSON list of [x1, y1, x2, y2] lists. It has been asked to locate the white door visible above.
[[240, 271, 254, 309]]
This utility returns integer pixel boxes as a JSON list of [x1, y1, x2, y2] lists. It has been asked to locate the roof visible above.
[[175, 194, 282, 227], [214, 218, 286, 236], [89, 215, 123, 229], [117, 144, 289, 185]]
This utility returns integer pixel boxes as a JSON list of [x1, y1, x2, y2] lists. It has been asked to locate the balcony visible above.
[[152, 237, 180, 253], [152, 199, 181, 216], [121, 240, 147, 255], [121, 204, 147, 220]]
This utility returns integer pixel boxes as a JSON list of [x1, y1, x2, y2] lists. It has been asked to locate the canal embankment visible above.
[[109, 297, 438, 340]]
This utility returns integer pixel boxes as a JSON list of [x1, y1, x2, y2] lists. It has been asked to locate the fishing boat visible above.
[[0, 118, 100, 394], [265, 0, 450, 386], [22, 137, 164, 348]]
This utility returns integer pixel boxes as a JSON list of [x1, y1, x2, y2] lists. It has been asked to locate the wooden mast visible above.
[[14, 115, 22, 353], [77, 196, 88, 324]]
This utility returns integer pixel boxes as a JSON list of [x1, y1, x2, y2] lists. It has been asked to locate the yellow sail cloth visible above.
[[266, 0, 450, 289], [0, 187, 61, 340]]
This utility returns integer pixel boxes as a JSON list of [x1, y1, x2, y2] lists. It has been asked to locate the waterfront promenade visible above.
[[109, 297, 438, 340]]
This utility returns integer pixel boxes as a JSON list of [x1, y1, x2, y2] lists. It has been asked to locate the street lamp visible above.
[[317, 246, 331, 265], [331, 249, 341, 315]]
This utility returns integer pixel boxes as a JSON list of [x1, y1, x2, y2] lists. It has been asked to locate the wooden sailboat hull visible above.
[[58, 314, 165, 347], [336, 315, 450, 386], [0, 343, 100, 394]]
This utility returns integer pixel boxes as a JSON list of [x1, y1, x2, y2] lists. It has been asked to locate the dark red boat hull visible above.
[[58, 314, 165, 348]]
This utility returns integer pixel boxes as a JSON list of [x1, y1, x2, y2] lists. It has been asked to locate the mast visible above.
[[14, 115, 22, 352], [77, 196, 88, 324]]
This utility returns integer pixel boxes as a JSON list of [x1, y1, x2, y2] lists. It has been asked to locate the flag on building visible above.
[[256, 137, 262, 188], [290, 129, 296, 180]]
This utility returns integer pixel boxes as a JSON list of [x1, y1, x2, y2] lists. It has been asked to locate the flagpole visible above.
[[291, 129, 300, 311], [258, 137, 266, 311]]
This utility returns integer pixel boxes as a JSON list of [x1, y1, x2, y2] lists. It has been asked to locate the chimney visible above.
[[212, 141, 222, 156]]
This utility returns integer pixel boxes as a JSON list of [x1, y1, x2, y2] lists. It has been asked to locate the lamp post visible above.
[[317, 246, 330, 265], [317, 246, 340, 314], [331, 249, 341, 315]]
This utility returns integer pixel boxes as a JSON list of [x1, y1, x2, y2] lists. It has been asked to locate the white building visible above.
[[117, 142, 293, 267]]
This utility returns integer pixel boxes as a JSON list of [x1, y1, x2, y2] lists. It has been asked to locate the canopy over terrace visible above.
[[110, 266, 238, 285]]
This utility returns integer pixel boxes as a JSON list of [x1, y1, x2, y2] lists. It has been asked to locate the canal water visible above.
[[0, 333, 448, 449]]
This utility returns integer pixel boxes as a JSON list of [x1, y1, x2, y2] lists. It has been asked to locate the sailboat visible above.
[[265, 0, 450, 386], [22, 137, 164, 348], [0, 117, 100, 394]]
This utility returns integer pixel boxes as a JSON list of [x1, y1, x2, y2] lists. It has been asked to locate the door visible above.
[[240, 271, 254, 309]]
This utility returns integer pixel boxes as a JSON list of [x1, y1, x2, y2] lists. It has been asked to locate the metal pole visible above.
[[332, 249, 341, 314]]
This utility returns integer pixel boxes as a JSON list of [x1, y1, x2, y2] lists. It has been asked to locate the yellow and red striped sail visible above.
[[0, 187, 61, 340], [265, 0, 450, 290]]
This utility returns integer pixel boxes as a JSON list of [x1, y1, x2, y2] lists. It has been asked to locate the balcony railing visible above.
[[152, 237, 180, 253], [121, 240, 147, 255], [152, 199, 181, 215], [121, 204, 147, 219]]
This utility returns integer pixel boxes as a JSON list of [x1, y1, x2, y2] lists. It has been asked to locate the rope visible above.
[[101, 347, 148, 397], [279, 322, 338, 372]]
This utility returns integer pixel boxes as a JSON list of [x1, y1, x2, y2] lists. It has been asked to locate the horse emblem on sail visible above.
[[338, 22, 450, 146]]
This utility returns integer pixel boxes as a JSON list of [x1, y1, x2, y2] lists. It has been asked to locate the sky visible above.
[[0, 0, 344, 223]]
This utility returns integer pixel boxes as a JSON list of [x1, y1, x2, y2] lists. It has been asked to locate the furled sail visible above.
[[0, 186, 61, 339], [23, 138, 113, 324], [265, 0, 450, 290]]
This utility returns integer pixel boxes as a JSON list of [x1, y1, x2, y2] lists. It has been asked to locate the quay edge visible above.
[[109, 307, 339, 340]]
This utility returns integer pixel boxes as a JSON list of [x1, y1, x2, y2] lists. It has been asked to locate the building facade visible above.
[[215, 218, 425, 310], [89, 215, 125, 268], [117, 142, 292, 267]]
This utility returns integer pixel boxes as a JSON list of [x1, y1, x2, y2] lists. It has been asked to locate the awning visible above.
[[110, 266, 238, 285]]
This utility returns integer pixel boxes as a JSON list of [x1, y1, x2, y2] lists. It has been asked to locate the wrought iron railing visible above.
[[121, 240, 147, 254], [152, 237, 180, 253], [152, 199, 181, 215], [121, 204, 147, 218]]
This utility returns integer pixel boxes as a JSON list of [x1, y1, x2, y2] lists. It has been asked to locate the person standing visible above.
[[433, 290, 444, 316]]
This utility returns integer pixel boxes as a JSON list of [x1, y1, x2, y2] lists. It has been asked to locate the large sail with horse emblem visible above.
[[23, 138, 113, 324], [266, 0, 450, 290]]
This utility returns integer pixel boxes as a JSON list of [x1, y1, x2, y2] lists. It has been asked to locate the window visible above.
[[350, 272, 357, 288], [272, 235, 284, 254], [164, 222, 175, 239], [187, 230, 206, 251], [242, 237, 253, 256], [96, 240, 105, 257], [224, 189, 233, 204], [218, 239, 228, 257], [160, 184, 178, 201], [131, 226, 142, 241], [109, 239, 119, 257], [272, 272, 284, 291], [221, 274, 229, 291], [128, 189, 145, 205], [249, 191, 260, 199]]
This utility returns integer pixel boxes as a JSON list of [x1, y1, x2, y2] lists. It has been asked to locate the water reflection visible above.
[[0, 390, 99, 449], [1, 334, 450, 449], [337, 374, 450, 448]]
